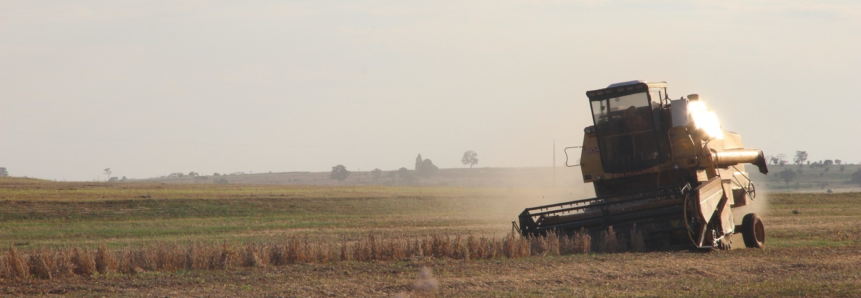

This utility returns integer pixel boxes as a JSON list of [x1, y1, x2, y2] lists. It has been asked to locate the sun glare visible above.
[[688, 100, 724, 140]]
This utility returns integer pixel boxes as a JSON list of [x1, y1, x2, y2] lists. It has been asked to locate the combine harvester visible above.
[[517, 81, 768, 250]]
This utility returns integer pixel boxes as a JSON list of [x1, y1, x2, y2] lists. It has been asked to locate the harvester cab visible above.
[[518, 80, 768, 250]]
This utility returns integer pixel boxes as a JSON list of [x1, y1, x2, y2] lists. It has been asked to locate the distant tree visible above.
[[398, 167, 417, 185], [824, 160, 833, 166], [103, 168, 112, 181], [108, 177, 119, 182], [371, 168, 382, 182], [835, 159, 842, 165], [213, 172, 221, 176], [415, 154, 423, 170], [385, 170, 397, 182], [188, 171, 199, 177], [840, 165, 846, 172], [461, 150, 479, 168], [851, 169, 861, 187], [769, 154, 788, 166], [121, 176, 127, 181], [794, 151, 808, 167], [0, 167, 8, 177], [417, 159, 439, 178], [330, 165, 351, 182], [777, 154, 787, 166], [778, 168, 797, 186]]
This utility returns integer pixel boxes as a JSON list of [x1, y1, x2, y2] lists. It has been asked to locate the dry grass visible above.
[[597, 226, 619, 253], [5, 246, 28, 280], [0, 230, 632, 280], [630, 224, 646, 252], [27, 252, 52, 280], [2, 179, 859, 296], [560, 228, 592, 254], [94, 244, 116, 274], [4, 245, 858, 297], [70, 248, 95, 277]]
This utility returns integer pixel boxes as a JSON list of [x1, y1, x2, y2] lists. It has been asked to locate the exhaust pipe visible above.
[[714, 149, 769, 174]]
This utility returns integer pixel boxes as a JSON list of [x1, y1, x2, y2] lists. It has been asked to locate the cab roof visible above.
[[586, 80, 667, 101]]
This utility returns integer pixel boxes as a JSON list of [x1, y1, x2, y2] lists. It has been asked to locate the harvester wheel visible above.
[[741, 213, 765, 248], [683, 191, 704, 248]]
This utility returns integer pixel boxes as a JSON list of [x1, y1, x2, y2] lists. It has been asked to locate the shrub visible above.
[[71, 248, 95, 277], [28, 251, 53, 279], [7, 246, 28, 279], [598, 226, 619, 253], [95, 244, 117, 274], [630, 224, 646, 252]]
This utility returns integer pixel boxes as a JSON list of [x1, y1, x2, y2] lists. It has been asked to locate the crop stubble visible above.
[[0, 177, 859, 297]]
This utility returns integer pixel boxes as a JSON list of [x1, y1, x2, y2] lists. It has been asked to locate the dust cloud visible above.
[[731, 184, 770, 225], [452, 166, 597, 232]]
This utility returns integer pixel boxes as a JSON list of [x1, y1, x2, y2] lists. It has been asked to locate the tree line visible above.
[[768, 150, 861, 188], [329, 150, 480, 184]]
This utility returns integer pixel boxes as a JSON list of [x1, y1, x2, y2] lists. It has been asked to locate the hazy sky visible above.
[[2, 1, 859, 181]]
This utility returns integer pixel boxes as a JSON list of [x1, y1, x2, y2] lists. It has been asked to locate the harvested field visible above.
[[2, 246, 859, 297], [1, 177, 860, 297]]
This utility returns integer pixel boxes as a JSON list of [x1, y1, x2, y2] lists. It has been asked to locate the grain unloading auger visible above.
[[516, 81, 769, 250]]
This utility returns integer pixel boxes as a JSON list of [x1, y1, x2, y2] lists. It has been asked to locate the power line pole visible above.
[[553, 139, 556, 187]]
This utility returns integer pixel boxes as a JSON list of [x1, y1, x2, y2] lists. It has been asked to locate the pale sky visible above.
[[2, 1, 860, 181]]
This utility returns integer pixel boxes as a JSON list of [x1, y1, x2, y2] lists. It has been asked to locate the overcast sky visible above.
[[1, 1, 859, 181]]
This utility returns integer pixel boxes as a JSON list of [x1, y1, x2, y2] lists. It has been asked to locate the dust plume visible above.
[[732, 184, 770, 225], [462, 166, 597, 232], [394, 266, 437, 298]]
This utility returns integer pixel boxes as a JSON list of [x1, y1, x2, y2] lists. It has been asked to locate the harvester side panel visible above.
[[695, 177, 723, 225]]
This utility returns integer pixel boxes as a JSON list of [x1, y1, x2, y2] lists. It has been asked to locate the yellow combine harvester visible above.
[[517, 81, 768, 250]]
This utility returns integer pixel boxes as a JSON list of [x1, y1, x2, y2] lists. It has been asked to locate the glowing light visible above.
[[689, 99, 724, 139], [688, 100, 706, 114]]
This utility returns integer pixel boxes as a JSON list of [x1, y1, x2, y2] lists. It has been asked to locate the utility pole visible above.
[[553, 139, 556, 187]]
